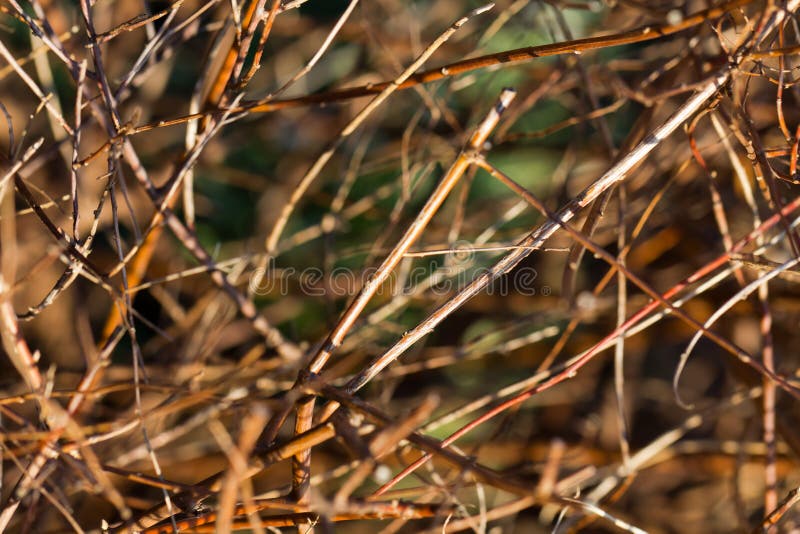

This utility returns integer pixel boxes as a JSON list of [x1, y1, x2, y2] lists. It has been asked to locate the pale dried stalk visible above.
[[209, 404, 269, 534], [97, 89, 303, 360], [0, 39, 72, 137], [5, 0, 85, 80], [712, 108, 779, 520], [420, 201, 800, 442], [675, 255, 800, 388], [288, 88, 515, 509], [0, 276, 48, 530], [320, 384, 648, 534], [343, 0, 800, 390], [567, 387, 764, 530], [260, 3, 496, 259], [308, 86, 515, 375], [345, 67, 730, 394], [295, 1, 795, 523], [332, 0, 800, 408], [761, 486, 800, 532], [0, 285, 42, 394]]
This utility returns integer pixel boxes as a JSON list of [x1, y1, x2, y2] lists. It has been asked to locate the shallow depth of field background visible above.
[[1, 0, 800, 532]]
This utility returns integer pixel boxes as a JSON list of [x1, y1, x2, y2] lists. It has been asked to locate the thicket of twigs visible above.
[[2, 0, 800, 532]]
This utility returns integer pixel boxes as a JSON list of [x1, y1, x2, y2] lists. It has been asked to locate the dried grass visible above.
[[2, 0, 800, 532]]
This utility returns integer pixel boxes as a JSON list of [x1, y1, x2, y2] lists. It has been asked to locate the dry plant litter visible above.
[[2, 0, 800, 532]]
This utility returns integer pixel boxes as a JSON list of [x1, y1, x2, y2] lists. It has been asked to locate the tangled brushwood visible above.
[[3, 0, 800, 532]]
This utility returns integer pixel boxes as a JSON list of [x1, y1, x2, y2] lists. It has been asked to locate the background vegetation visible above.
[[1, 0, 800, 532]]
